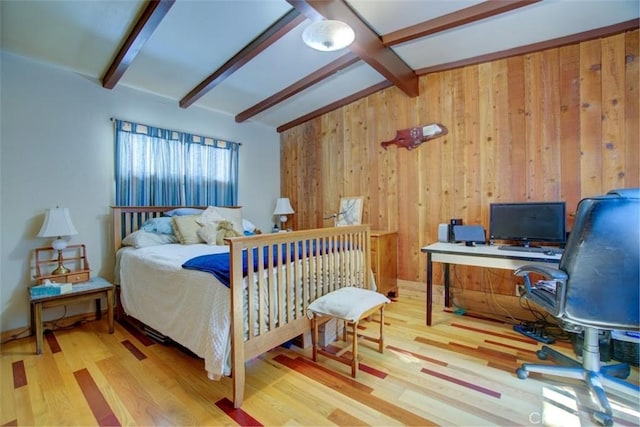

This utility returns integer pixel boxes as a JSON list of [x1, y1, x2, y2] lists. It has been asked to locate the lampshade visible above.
[[273, 198, 294, 216], [38, 207, 78, 247], [302, 20, 355, 52]]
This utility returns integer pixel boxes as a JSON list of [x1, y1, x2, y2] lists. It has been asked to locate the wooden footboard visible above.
[[112, 206, 371, 408], [227, 226, 371, 407]]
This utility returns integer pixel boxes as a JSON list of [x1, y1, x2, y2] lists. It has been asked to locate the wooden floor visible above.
[[2, 292, 639, 426]]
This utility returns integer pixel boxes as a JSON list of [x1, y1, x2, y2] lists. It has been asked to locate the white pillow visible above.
[[197, 223, 219, 245], [122, 230, 177, 248], [197, 206, 243, 234], [307, 287, 390, 322], [242, 218, 257, 232]]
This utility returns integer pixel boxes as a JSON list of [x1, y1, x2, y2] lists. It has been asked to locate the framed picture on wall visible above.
[[336, 196, 364, 226]]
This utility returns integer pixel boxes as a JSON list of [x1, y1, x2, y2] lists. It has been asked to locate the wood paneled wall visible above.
[[280, 30, 639, 315]]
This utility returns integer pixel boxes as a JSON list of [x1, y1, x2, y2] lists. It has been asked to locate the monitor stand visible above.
[[497, 242, 544, 252], [508, 242, 540, 249]]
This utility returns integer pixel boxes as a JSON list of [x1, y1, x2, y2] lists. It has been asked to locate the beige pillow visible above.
[[197, 223, 219, 245], [172, 215, 204, 244], [197, 206, 243, 234]]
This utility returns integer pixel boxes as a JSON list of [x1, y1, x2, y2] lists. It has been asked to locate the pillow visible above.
[[164, 207, 205, 217], [197, 206, 226, 226], [122, 230, 177, 248], [242, 218, 257, 232], [141, 217, 175, 235], [172, 215, 205, 244], [197, 206, 243, 235], [197, 223, 219, 245]]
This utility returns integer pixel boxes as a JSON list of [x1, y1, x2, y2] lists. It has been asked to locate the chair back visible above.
[[558, 188, 639, 330]]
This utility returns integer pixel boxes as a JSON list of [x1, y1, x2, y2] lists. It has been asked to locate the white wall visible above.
[[0, 52, 281, 332]]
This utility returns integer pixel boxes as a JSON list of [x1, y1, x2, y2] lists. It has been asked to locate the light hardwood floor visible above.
[[2, 292, 639, 426]]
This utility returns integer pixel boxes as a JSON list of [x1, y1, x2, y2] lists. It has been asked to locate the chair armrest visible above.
[[514, 265, 567, 317]]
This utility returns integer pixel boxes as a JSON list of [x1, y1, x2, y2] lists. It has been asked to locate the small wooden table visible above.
[[30, 276, 115, 354]]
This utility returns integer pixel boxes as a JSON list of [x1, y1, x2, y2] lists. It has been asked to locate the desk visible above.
[[421, 242, 561, 326]]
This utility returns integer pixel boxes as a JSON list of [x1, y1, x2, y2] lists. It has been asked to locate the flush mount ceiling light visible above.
[[302, 20, 355, 52]]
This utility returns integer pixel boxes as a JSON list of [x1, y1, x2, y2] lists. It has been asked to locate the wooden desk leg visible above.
[[426, 253, 433, 326], [107, 288, 114, 333], [33, 302, 43, 355]]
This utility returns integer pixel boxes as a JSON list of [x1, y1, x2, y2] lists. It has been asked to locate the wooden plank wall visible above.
[[279, 30, 639, 318]]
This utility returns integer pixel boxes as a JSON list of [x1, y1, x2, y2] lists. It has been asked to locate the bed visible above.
[[112, 206, 372, 408]]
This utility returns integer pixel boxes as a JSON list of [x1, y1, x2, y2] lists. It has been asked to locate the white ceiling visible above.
[[1, 0, 638, 131]]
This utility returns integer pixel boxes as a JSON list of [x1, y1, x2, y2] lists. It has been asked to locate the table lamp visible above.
[[273, 198, 294, 230], [37, 207, 78, 275]]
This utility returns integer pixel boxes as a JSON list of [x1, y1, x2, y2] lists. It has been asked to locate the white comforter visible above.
[[116, 244, 233, 379], [116, 241, 374, 380]]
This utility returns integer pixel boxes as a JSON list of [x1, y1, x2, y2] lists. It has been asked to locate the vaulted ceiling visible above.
[[1, 0, 638, 132]]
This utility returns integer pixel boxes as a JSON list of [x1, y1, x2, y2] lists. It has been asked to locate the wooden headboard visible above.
[[112, 206, 212, 251]]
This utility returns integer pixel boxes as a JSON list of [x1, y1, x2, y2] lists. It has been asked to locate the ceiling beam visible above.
[[101, 0, 175, 89], [414, 18, 640, 75], [277, 80, 394, 133], [180, 9, 305, 109], [288, 0, 418, 98], [236, 52, 360, 123], [382, 0, 541, 46]]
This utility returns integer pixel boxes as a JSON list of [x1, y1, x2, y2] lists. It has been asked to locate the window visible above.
[[114, 119, 239, 206]]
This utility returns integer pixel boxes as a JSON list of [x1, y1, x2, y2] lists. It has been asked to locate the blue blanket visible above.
[[182, 241, 344, 287]]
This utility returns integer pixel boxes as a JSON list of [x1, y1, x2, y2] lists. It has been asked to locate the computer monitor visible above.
[[489, 201, 566, 247]]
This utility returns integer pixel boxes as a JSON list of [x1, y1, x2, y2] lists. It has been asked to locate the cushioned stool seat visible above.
[[307, 287, 390, 377]]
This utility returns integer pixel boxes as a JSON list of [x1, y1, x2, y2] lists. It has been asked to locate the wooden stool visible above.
[[307, 287, 390, 377]]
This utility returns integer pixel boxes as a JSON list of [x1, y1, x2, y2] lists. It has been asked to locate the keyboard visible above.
[[498, 245, 564, 255]]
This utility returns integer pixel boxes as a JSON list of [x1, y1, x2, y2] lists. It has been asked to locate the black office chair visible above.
[[514, 188, 640, 426]]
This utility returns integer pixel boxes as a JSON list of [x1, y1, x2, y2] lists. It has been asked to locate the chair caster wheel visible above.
[[516, 368, 529, 379], [536, 350, 548, 360]]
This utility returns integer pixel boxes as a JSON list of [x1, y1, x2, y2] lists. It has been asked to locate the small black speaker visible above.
[[449, 218, 463, 242]]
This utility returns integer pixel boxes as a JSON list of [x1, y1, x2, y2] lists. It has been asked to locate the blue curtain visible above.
[[114, 119, 239, 206]]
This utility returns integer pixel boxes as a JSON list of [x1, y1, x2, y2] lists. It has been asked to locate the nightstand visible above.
[[370, 231, 398, 297], [30, 276, 114, 354], [31, 245, 114, 354]]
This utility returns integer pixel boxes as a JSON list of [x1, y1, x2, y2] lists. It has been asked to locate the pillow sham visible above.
[[141, 217, 175, 235], [242, 218, 257, 232], [197, 206, 243, 235], [164, 207, 205, 217], [122, 230, 178, 248], [172, 215, 205, 244], [197, 223, 223, 245]]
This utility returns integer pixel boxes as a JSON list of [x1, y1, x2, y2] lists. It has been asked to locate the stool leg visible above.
[[351, 321, 358, 377], [312, 314, 318, 362], [379, 306, 385, 353]]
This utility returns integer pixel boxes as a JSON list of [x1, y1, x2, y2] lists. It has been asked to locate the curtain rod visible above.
[[110, 117, 242, 146]]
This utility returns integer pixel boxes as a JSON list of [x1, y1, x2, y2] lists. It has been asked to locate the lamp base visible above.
[[52, 265, 70, 275]]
